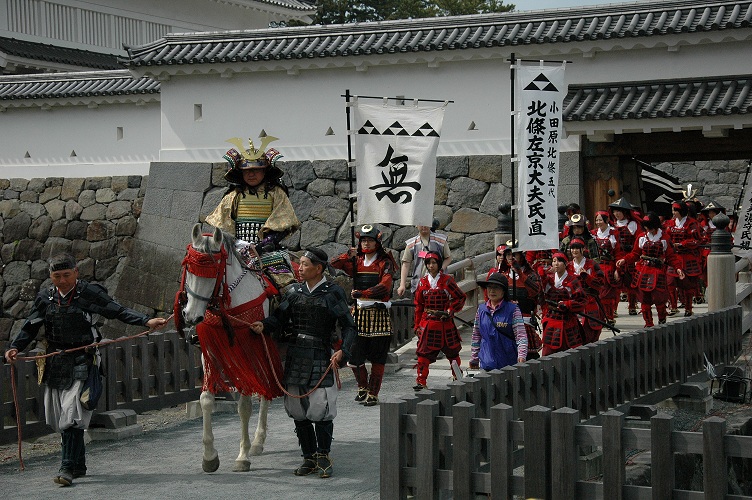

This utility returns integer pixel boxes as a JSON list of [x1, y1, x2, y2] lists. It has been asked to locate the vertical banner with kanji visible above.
[[353, 101, 445, 226], [733, 178, 752, 261], [514, 63, 566, 251]]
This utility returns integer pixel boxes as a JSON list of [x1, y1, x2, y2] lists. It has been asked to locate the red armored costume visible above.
[[540, 253, 586, 355], [592, 210, 620, 325], [331, 224, 397, 406], [665, 201, 703, 316], [567, 239, 606, 344], [413, 251, 466, 390], [610, 197, 641, 316], [621, 213, 684, 327]]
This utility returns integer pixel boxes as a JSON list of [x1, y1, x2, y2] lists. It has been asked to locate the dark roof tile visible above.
[[0, 70, 159, 100], [563, 76, 752, 121], [0, 37, 121, 70]]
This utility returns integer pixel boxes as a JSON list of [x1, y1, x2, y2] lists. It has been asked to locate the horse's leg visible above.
[[200, 391, 220, 473], [232, 394, 252, 472], [250, 395, 269, 456]]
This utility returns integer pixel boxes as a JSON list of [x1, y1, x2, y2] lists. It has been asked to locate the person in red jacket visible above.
[[567, 238, 606, 344], [331, 224, 397, 406], [592, 210, 620, 326], [665, 201, 703, 316], [539, 252, 586, 355], [413, 251, 466, 390], [617, 213, 685, 327]]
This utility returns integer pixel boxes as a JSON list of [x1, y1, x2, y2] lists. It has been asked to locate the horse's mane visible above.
[[219, 231, 246, 269]]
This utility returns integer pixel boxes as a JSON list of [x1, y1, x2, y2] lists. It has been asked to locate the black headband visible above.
[[303, 250, 327, 266]]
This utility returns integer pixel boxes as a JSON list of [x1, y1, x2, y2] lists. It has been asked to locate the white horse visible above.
[[177, 223, 283, 473]]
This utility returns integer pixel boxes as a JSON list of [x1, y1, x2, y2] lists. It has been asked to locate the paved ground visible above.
[[0, 301, 710, 498]]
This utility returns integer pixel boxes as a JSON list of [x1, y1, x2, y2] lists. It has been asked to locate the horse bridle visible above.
[[175, 242, 229, 337]]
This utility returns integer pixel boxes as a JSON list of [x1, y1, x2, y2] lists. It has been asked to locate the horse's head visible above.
[[177, 224, 228, 330]]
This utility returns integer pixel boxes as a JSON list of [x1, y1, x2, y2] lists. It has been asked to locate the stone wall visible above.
[[657, 159, 750, 213], [0, 151, 582, 344], [0, 176, 147, 343]]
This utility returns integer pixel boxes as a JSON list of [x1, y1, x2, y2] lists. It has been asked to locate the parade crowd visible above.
[[3, 136, 730, 485]]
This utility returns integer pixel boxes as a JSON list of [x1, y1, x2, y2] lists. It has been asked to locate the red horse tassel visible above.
[[197, 295, 284, 400]]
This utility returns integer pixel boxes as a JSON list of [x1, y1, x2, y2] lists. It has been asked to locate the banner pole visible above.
[[344, 89, 356, 248], [733, 160, 751, 221], [510, 52, 517, 251]]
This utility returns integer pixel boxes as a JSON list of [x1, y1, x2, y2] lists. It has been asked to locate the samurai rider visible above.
[[331, 224, 398, 407], [3, 253, 167, 487], [251, 247, 355, 479]]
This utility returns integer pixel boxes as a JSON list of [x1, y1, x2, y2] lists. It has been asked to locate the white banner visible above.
[[733, 177, 752, 260], [514, 63, 567, 251], [353, 101, 445, 226]]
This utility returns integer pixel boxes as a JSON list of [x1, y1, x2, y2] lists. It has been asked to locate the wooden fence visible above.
[[380, 306, 749, 498], [0, 330, 202, 444]]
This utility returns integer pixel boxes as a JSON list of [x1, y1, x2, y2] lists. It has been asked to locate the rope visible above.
[[8, 314, 173, 470], [223, 309, 341, 399], [9, 364, 24, 471]]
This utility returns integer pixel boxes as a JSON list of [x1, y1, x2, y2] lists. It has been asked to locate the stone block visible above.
[[4, 212, 31, 241], [288, 189, 315, 222], [85, 177, 111, 191], [39, 186, 61, 204], [3, 261, 30, 285], [313, 159, 349, 180], [468, 155, 503, 183], [307, 178, 335, 197], [199, 188, 225, 222], [61, 178, 85, 201], [147, 162, 212, 192], [44, 199, 65, 220], [446, 208, 497, 234], [27, 178, 46, 193], [86, 220, 114, 242], [299, 219, 336, 247], [95, 188, 117, 203], [280, 160, 316, 190], [87, 424, 141, 441], [141, 188, 173, 216], [311, 196, 349, 227], [64, 200, 83, 220], [90, 409, 137, 429], [20, 202, 45, 219], [78, 190, 96, 208], [29, 215, 53, 242], [65, 220, 88, 240], [627, 404, 657, 420], [106, 200, 133, 220], [19, 191, 37, 202], [479, 183, 511, 216], [135, 213, 196, 251], [437, 155, 468, 179], [9, 178, 29, 191], [116, 187, 140, 201], [170, 190, 204, 221]]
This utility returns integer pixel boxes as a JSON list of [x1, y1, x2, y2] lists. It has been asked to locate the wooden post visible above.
[[490, 403, 514, 500], [416, 400, 440, 500], [452, 401, 476, 500], [602, 410, 625, 500], [551, 407, 580, 500], [651, 413, 675, 500], [524, 406, 552, 499], [703, 416, 727, 500], [381, 399, 408, 499], [707, 213, 736, 311]]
